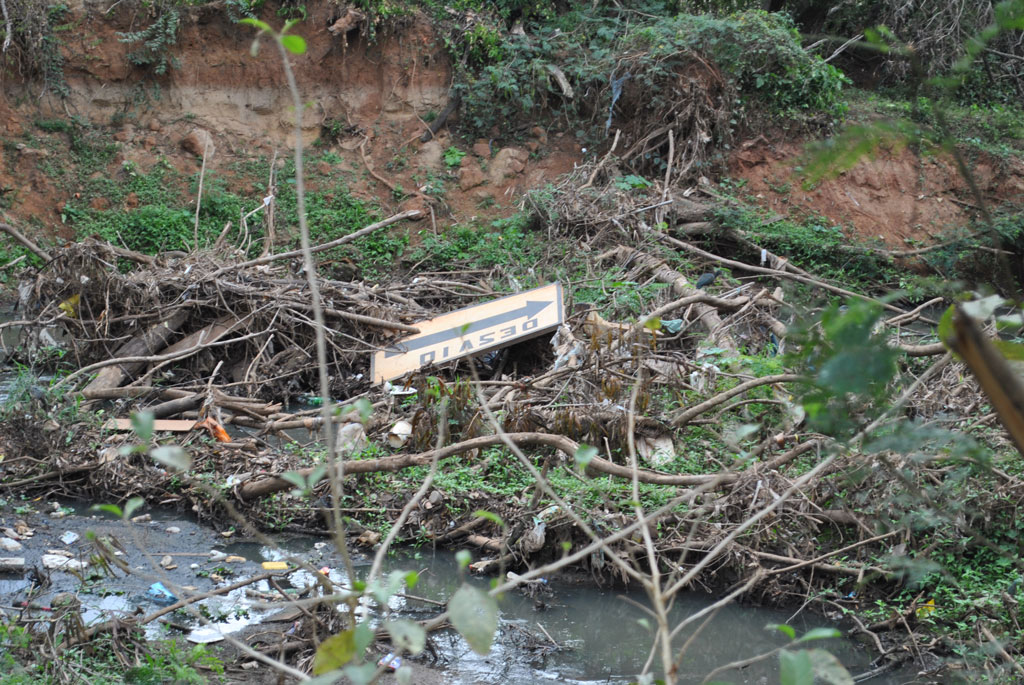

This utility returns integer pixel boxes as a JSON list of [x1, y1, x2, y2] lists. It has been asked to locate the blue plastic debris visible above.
[[377, 653, 402, 671], [146, 582, 177, 605]]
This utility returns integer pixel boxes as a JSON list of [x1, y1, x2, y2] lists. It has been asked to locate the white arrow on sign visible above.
[[372, 282, 564, 384]]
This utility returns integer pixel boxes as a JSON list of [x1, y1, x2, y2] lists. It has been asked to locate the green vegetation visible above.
[[118, 4, 182, 75], [447, 8, 849, 148], [0, 621, 223, 684]]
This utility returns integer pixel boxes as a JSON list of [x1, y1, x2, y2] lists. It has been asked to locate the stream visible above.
[[0, 499, 921, 684], [0, 313, 925, 684]]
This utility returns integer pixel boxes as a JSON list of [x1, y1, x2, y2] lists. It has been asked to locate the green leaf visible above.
[[574, 444, 598, 468], [455, 549, 472, 570], [796, 627, 841, 643], [807, 649, 855, 685], [371, 569, 408, 604], [993, 339, 1024, 362], [313, 631, 356, 674], [123, 496, 145, 520], [90, 504, 122, 518], [238, 17, 272, 32], [643, 316, 662, 332], [353, 622, 374, 655], [962, 294, 1007, 320], [404, 570, 420, 590], [768, 623, 796, 640], [341, 663, 375, 685], [150, 446, 192, 472], [282, 18, 302, 34], [448, 583, 498, 655], [472, 510, 506, 527], [281, 471, 308, 489], [396, 665, 413, 685], [779, 649, 814, 685], [386, 619, 426, 655], [131, 411, 154, 443], [307, 464, 329, 488], [281, 34, 307, 55], [354, 398, 373, 424], [937, 304, 956, 350]]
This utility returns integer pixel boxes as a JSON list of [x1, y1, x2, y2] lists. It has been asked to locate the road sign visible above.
[[372, 282, 564, 383]]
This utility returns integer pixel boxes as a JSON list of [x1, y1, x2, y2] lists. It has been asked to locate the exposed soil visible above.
[[1, 1, 1016, 258], [730, 137, 1024, 248], [0, 1, 581, 250]]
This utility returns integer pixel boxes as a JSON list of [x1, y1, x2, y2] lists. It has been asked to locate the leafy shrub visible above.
[[118, 6, 181, 75], [443, 146, 467, 167], [450, 8, 848, 179]]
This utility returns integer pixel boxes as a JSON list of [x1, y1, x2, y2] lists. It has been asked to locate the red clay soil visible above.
[[0, 1, 582, 246], [730, 137, 1024, 248]]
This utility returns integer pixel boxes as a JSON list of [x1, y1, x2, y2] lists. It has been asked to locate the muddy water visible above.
[[0, 496, 916, 684]]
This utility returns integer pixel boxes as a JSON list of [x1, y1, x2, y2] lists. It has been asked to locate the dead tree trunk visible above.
[[82, 311, 189, 394]]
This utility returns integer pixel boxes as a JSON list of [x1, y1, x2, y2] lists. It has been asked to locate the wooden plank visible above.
[[103, 418, 197, 432], [372, 282, 564, 383]]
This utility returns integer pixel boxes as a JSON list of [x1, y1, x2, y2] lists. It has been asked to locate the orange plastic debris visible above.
[[194, 416, 232, 443]]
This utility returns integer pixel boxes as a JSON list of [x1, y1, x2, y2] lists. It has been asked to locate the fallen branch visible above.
[[209, 210, 422, 278], [670, 374, 803, 427], [0, 221, 50, 261], [420, 92, 462, 142], [237, 432, 751, 500]]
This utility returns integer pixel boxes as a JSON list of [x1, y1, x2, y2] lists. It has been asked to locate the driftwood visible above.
[[600, 245, 738, 352], [235, 431, 828, 502], [0, 221, 50, 261], [81, 310, 189, 394]]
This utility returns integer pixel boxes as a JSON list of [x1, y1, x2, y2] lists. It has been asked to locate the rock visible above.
[[90, 196, 110, 211], [526, 141, 540, 153], [181, 128, 215, 158], [130, 513, 151, 524], [398, 195, 427, 219], [142, 136, 156, 150], [458, 162, 487, 191], [0, 538, 22, 552], [165, 526, 181, 534], [113, 127, 134, 143], [488, 147, 529, 184], [327, 6, 366, 38], [416, 140, 444, 171], [472, 140, 491, 158], [146, 119, 162, 132], [51, 592, 80, 609], [209, 550, 227, 562], [316, 161, 331, 176], [529, 126, 548, 144], [159, 555, 175, 569], [428, 490, 444, 506], [16, 143, 47, 157], [355, 530, 381, 547], [0, 557, 25, 572], [41, 554, 88, 571], [59, 531, 79, 545]]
